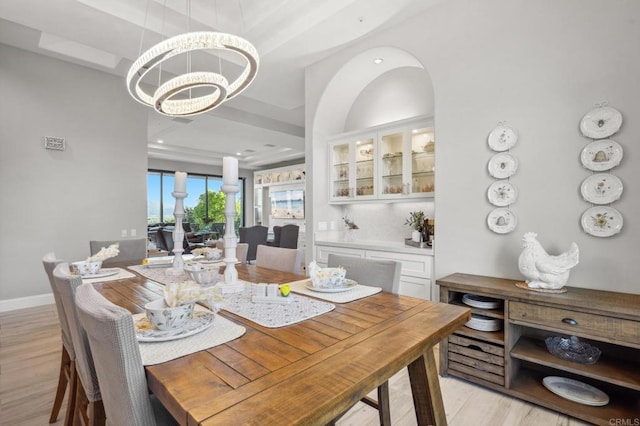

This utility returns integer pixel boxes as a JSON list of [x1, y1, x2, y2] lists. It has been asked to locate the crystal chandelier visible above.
[[126, 1, 259, 117]]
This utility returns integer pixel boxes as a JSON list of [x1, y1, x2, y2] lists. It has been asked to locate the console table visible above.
[[437, 273, 640, 426]]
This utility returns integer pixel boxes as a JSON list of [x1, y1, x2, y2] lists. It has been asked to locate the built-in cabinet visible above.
[[328, 116, 434, 203], [315, 241, 433, 300], [438, 274, 640, 426]]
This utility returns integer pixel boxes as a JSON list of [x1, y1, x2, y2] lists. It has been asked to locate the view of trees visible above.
[[184, 190, 242, 231]]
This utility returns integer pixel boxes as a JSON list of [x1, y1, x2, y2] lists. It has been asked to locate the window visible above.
[[147, 170, 245, 232]]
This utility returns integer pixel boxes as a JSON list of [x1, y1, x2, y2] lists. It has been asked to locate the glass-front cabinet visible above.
[[379, 125, 434, 199], [329, 134, 377, 202]]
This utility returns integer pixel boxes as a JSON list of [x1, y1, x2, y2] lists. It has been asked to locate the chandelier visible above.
[[126, 1, 259, 117]]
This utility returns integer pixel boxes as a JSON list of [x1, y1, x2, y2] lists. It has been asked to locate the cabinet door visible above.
[[408, 126, 435, 196], [379, 128, 406, 199], [329, 135, 376, 202], [315, 245, 365, 266]]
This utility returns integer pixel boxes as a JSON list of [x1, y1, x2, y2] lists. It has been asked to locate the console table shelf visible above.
[[438, 273, 640, 426]]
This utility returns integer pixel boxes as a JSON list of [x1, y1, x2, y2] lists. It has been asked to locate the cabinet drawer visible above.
[[365, 250, 432, 278], [509, 301, 640, 346], [315, 246, 364, 264], [398, 275, 431, 300]]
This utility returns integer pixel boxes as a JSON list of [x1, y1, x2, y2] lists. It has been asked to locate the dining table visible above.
[[94, 261, 470, 426]]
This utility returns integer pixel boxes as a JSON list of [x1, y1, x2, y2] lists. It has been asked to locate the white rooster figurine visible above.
[[518, 232, 579, 290]]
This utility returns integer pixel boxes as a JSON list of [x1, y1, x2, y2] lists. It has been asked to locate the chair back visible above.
[[256, 245, 302, 274], [161, 229, 175, 254], [236, 243, 249, 264], [211, 222, 226, 239], [272, 226, 282, 247], [89, 238, 147, 265], [279, 224, 299, 249], [75, 284, 158, 426], [42, 253, 75, 359], [238, 226, 268, 262], [154, 229, 169, 251], [327, 254, 401, 293], [52, 263, 101, 402]]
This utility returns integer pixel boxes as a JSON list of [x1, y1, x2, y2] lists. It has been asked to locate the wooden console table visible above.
[[437, 273, 640, 426]]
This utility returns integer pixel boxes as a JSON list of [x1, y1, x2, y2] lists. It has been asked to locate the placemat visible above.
[[289, 279, 382, 303], [222, 282, 335, 328], [82, 268, 136, 284], [133, 306, 246, 365], [129, 263, 226, 286]]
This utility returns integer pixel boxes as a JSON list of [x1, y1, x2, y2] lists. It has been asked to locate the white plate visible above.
[[487, 208, 517, 234], [488, 153, 518, 179], [580, 174, 623, 204], [305, 279, 358, 293], [80, 268, 120, 279], [134, 311, 215, 342], [580, 106, 622, 139], [487, 125, 518, 152], [580, 139, 623, 171], [581, 206, 623, 238], [542, 376, 609, 406], [487, 181, 517, 207], [465, 314, 502, 331], [462, 294, 501, 309]]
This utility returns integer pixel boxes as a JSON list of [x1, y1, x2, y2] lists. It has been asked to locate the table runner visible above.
[[129, 262, 226, 285], [288, 279, 382, 303], [82, 268, 136, 284], [134, 306, 246, 365]]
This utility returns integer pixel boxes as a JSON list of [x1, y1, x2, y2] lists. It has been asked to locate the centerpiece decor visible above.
[[405, 210, 426, 242], [220, 157, 244, 293], [342, 215, 359, 242], [72, 243, 120, 275], [168, 171, 188, 276]]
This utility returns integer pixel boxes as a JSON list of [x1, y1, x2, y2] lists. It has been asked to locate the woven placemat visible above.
[[134, 306, 246, 365], [288, 279, 382, 303], [82, 268, 136, 284], [515, 282, 568, 294]]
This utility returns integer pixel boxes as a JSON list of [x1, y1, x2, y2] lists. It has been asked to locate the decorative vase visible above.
[[412, 230, 421, 242]]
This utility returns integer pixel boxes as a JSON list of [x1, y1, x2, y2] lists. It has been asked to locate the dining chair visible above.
[[238, 225, 268, 263], [42, 253, 77, 426], [271, 226, 282, 246], [89, 238, 147, 265], [256, 245, 303, 274], [52, 263, 105, 426], [75, 284, 177, 426], [215, 241, 249, 264], [326, 254, 402, 426], [278, 224, 299, 249], [160, 228, 196, 255]]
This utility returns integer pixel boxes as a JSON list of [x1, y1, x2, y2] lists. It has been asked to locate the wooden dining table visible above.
[[95, 262, 470, 426]]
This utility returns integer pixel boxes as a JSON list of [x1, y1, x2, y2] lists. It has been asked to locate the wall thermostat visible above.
[[44, 136, 65, 151]]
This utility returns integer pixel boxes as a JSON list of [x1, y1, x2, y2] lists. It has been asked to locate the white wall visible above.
[[0, 44, 148, 305], [307, 0, 640, 294]]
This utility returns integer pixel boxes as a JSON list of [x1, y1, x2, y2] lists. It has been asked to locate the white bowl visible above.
[[310, 266, 346, 288], [71, 260, 103, 276], [144, 298, 194, 330], [184, 263, 220, 285]]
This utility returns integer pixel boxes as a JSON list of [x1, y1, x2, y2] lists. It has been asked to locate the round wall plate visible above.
[[487, 208, 517, 234], [580, 139, 623, 171], [487, 181, 517, 207], [581, 206, 623, 237], [580, 174, 623, 205], [580, 106, 622, 139], [488, 153, 518, 179], [488, 125, 518, 152]]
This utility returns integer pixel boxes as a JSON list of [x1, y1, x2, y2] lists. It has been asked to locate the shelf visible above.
[[450, 300, 504, 320], [412, 151, 434, 157], [411, 171, 435, 176], [454, 326, 504, 345], [511, 337, 640, 391], [382, 174, 403, 179], [509, 369, 640, 426], [356, 159, 373, 164], [382, 154, 402, 160], [356, 177, 373, 181]]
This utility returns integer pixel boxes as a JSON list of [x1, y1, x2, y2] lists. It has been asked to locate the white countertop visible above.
[[315, 238, 434, 256]]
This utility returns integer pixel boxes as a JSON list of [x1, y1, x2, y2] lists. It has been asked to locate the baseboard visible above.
[[0, 293, 54, 312]]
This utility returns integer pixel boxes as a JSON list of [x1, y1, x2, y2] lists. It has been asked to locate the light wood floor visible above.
[[0, 305, 588, 426]]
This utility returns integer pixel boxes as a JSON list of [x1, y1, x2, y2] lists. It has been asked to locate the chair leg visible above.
[[73, 380, 105, 426], [63, 361, 78, 426], [49, 344, 71, 423], [88, 400, 106, 426]]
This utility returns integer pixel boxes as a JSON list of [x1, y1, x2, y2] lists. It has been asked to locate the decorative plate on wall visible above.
[[580, 139, 623, 171], [580, 106, 622, 139], [487, 181, 518, 207], [488, 153, 518, 179], [580, 173, 623, 205], [487, 208, 517, 234], [580, 206, 623, 237], [487, 125, 518, 152]]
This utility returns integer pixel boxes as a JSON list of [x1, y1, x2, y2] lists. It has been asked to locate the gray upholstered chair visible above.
[[89, 238, 147, 265], [52, 263, 104, 426], [238, 225, 268, 263], [278, 224, 299, 249], [256, 245, 303, 274], [43, 253, 77, 426], [326, 254, 402, 425], [75, 284, 177, 426], [271, 226, 282, 247]]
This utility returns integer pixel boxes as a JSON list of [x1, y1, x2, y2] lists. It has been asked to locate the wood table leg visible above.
[[408, 348, 447, 426]]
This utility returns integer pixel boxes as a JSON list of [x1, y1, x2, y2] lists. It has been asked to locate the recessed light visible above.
[[157, 139, 164, 144], [236, 152, 242, 156], [373, 58, 384, 64]]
